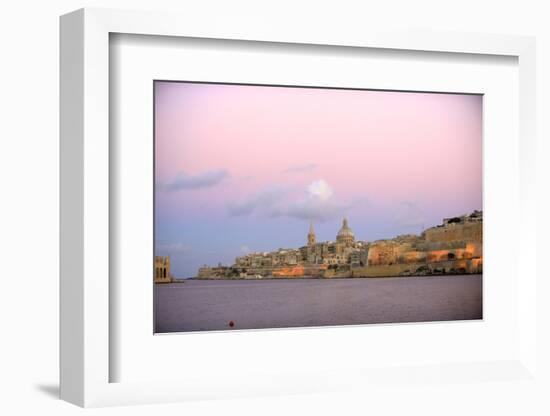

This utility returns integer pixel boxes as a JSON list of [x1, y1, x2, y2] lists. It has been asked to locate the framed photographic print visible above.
[[60, 7, 539, 408]]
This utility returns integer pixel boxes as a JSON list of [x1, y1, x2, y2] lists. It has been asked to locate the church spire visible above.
[[307, 220, 316, 246]]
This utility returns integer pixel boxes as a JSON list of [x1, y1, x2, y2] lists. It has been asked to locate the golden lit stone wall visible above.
[[367, 242, 399, 266], [397, 250, 427, 264], [466, 242, 483, 258], [272, 265, 305, 277], [365, 221, 483, 275]]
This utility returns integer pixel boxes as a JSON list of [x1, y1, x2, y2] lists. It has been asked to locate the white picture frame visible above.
[[60, 7, 538, 408]]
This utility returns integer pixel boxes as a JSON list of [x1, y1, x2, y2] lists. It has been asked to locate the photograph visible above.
[[154, 81, 483, 333]]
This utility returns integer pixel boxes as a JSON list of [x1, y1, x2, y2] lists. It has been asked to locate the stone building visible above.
[[154, 256, 172, 283]]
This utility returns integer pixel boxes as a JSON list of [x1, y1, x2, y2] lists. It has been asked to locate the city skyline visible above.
[[155, 81, 482, 278]]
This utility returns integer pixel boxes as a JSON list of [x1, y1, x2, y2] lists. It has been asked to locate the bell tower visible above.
[[307, 221, 316, 246]]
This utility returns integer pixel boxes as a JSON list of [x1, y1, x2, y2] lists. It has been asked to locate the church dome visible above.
[[337, 218, 355, 243]]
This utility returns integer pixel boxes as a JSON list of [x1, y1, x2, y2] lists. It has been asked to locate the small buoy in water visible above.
[[228, 320, 235, 328]]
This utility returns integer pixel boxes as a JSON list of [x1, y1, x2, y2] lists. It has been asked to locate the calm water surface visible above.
[[154, 275, 482, 333]]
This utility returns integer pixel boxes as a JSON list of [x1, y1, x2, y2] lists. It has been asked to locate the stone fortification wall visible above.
[[197, 266, 229, 279], [367, 240, 417, 266], [366, 242, 399, 266], [351, 258, 482, 278], [198, 264, 328, 279], [424, 222, 482, 244], [416, 240, 468, 251], [272, 265, 305, 277], [361, 219, 482, 277]]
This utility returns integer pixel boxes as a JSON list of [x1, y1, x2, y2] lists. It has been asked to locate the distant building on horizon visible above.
[[154, 256, 172, 283]]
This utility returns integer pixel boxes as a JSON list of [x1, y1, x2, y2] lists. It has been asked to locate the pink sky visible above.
[[155, 81, 482, 277]]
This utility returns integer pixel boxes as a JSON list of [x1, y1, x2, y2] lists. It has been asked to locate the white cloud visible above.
[[240, 245, 251, 254], [227, 186, 287, 217], [162, 169, 228, 191], [307, 180, 333, 200], [273, 179, 346, 222], [227, 180, 349, 222]]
